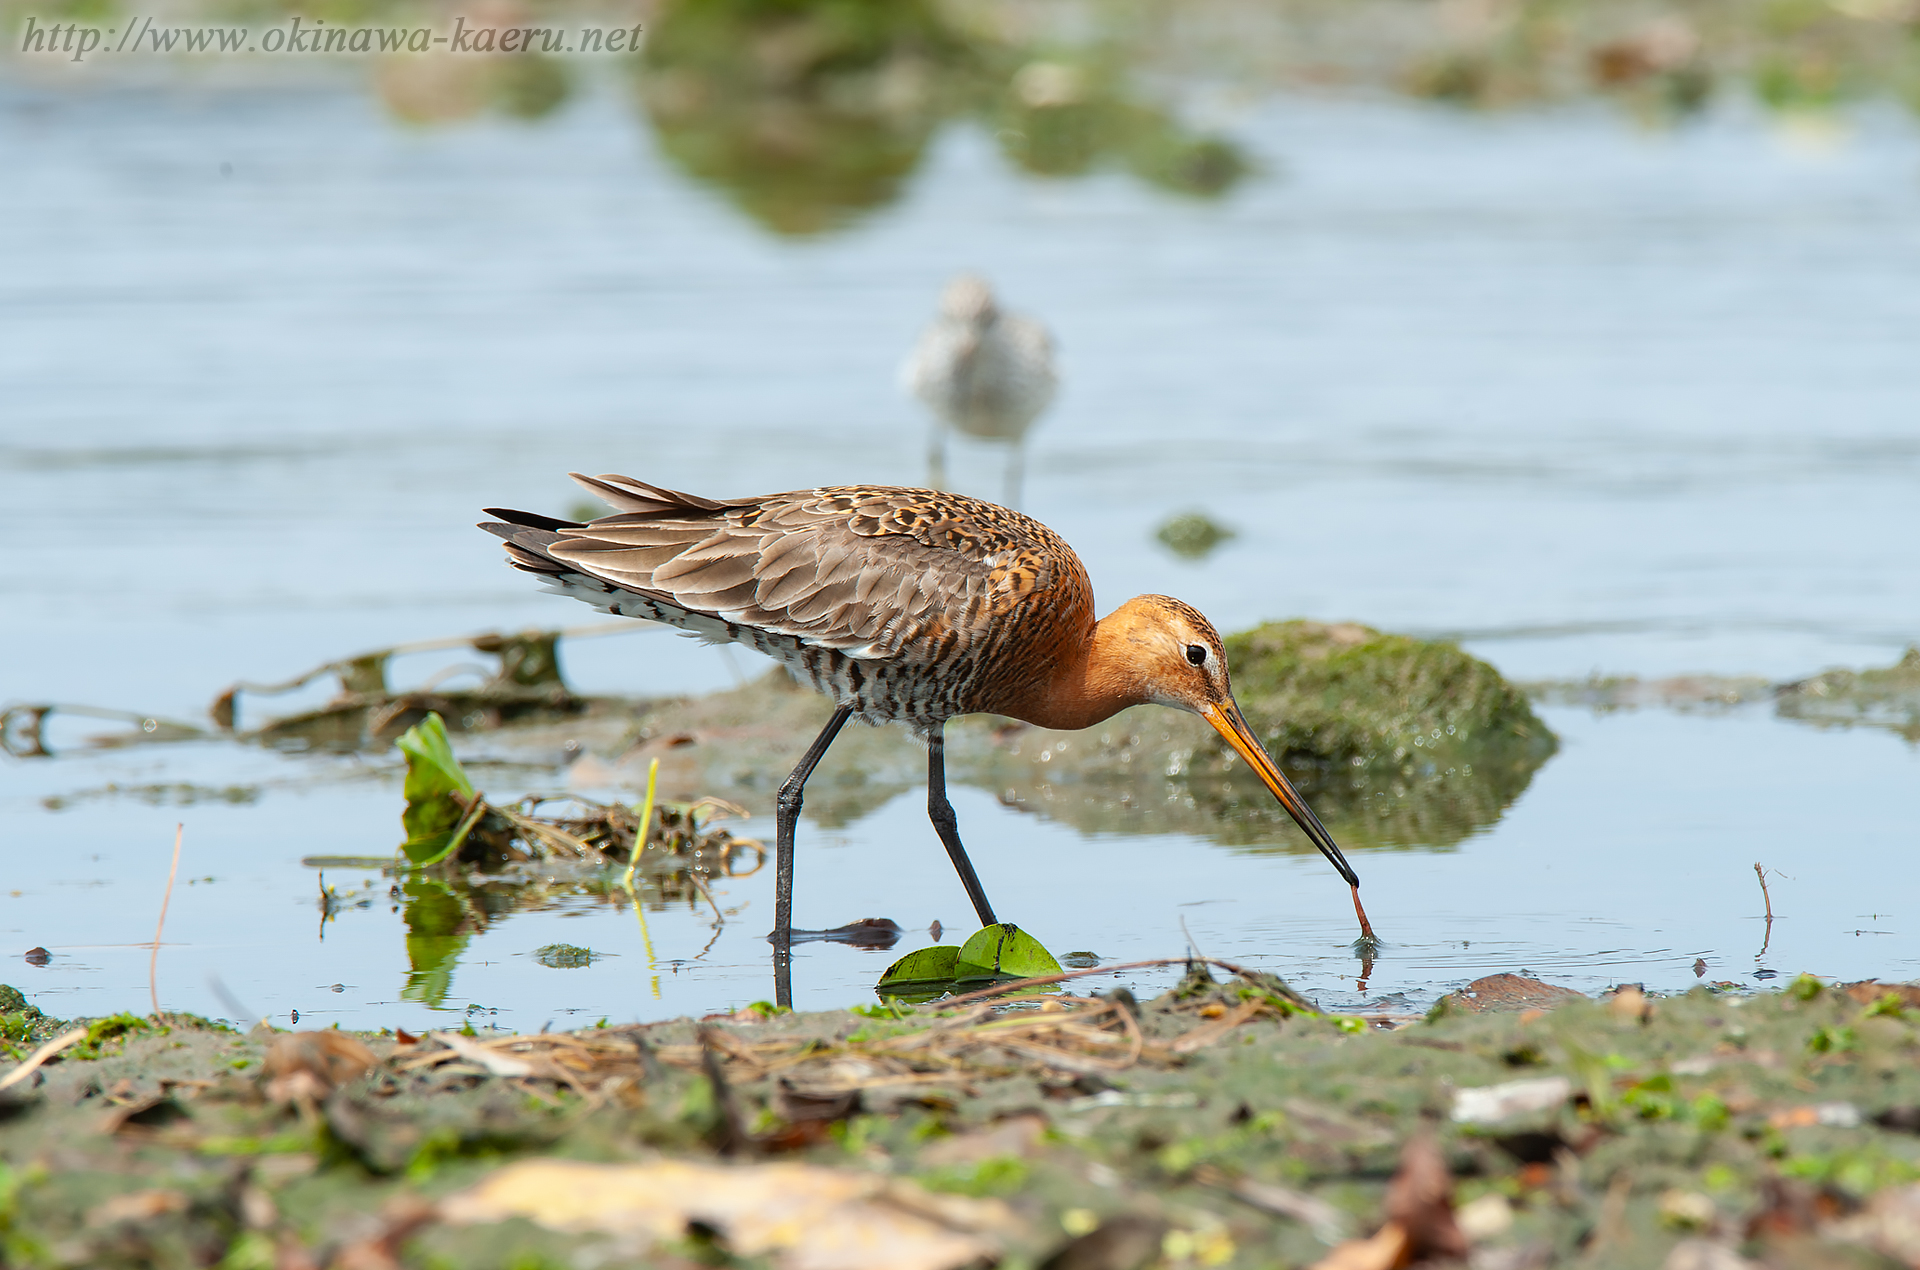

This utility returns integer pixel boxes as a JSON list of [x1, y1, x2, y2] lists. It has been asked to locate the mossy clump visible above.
[[1153, 512, 1235, 560], [0, 984, 66, 1053], [1224, 619, 1553, 770], [533, 943, 595, 970]]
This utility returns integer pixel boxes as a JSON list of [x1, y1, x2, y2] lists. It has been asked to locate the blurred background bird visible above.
[[901, 272, 1058, 508]]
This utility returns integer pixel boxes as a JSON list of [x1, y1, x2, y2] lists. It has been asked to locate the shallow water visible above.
[[3, 80, 1917, 1024], [4, 704, 1915, 1031]]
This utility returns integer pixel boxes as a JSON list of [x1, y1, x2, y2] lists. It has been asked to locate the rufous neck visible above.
[[1014, 610, 1150, 731]]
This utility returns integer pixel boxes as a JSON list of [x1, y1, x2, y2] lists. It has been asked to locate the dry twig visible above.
[[149, 824, 183, 1016]]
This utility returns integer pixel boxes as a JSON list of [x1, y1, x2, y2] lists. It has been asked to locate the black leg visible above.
[[772, 705, 853, 1007], [927, 724, 999, 928]]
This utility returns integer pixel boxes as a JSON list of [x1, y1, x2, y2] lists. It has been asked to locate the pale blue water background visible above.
[[2, 82, 1916, 1026]]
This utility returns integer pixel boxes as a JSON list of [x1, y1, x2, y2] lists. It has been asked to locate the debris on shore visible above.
[[4, 969, 1919, 1268]]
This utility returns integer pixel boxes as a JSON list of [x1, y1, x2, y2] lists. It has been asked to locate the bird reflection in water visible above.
[[901, 273, 1057, 508]]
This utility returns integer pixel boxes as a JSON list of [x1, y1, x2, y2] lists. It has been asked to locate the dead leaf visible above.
[[100, 1093, 191, 1135], [87, 1188, 188, 1226], [1195, 1164, 1350, 1244], [430, 1031, 534, 1077], [1169, 999, 1262, 1054], [918, 1111, 1046, 1166], [1308, 1221, 1410, 1270], [262, 1030, 376, 1105], [1826, 1181, 1920, 1265], [1661, 1239, 1757, 1270], [1280, 1098, 1397, 1150], [772, 1078, 861, 1126], [330, 1195, 435, 1270], [1038, 1214, 1169, 1270], [239, 1183, 277, 1230], [1385, 1133, 1468, 1262], [1307, 1134, 1464, 1269], [1746, 1176, 1855, 1243], [272, 1239, 322, 1270], [439, 1158, 1017, 1270]]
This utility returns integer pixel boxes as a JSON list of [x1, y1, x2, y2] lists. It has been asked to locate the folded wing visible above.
[[483, 474, 1078, 667]]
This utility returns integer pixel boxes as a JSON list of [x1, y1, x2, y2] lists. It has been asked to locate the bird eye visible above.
[[1185, 644, 1207, 667]]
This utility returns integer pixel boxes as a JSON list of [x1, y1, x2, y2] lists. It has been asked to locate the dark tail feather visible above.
[[482, 507, 581, 532], [479, 516, 574, 576]]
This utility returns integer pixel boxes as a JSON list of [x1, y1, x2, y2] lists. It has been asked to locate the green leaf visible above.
[[396, 713, 481, 866], [875, 945, 964, 1004], [954, 924, 1063, 981], [875, 927, 1063, 1003], [877, 944, 960, 987]]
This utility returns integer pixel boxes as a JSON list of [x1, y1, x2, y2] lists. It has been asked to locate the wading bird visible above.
[[901, 273, 1057, 507], [483, 475, 1372, 1000]]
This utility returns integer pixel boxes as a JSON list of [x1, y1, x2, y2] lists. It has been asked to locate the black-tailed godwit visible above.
[[483, 475, 1372, 995]]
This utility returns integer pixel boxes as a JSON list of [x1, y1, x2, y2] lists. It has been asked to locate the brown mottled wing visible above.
[[545, 474, 1089, 666]]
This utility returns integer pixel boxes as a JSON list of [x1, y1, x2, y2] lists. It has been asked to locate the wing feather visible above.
[[571, 472, 735, 515], [518, 480, 1087, 664]]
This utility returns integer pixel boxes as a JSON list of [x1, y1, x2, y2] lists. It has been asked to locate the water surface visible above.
[[3, 81, 1917, 1024]]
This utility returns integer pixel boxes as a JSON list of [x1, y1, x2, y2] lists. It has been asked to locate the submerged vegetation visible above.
[[380, 712, 767, 1008]]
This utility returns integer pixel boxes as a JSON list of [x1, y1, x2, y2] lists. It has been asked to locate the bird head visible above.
[[1110, 595, 1361, 890], [939, 272, 997, 323]]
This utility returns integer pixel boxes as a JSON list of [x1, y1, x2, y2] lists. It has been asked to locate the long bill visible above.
[[1201, 702, 1375, 939]]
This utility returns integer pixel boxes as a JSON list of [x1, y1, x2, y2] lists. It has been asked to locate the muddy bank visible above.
[[3, 972, 1920, 1268]]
